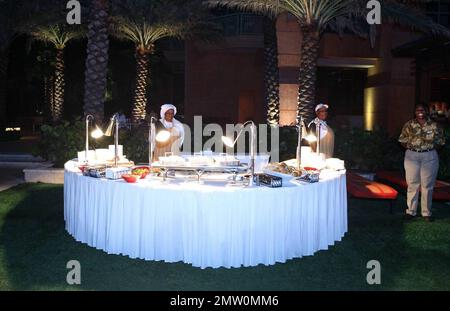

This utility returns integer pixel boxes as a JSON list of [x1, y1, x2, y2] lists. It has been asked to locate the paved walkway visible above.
[[0, 137, 51, 191], [0, 166, 25, 192], [0, 160, 57, 192]]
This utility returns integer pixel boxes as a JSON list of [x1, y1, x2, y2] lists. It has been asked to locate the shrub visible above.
[[334, 128, 403, 172], [276, 126, 405, 172], [37, 120, 116, 167], [120, 125, 149, 164], [278, 126, 298, 161], [34, 118, 155, 167], [35, 120, 87, 167], [438, 127, 450, 182]]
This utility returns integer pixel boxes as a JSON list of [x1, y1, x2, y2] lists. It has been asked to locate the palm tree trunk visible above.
[[53, 49, 65, 122], [297, 26, 320, 123], [83, 0, 110, 122], [48, 75, 55, 120], [43, 76, 49, 116], [0, 50, 8, 126], [132, 50, 150, 124], [263, 17, 280, 126]]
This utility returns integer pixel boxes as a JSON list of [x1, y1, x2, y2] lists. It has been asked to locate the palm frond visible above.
[[313, 0, 355, 29], [206, 0, 283, 18], [30, 24, 84, 49], [110, 0, 219, 50], [382, 0, 450, 38]]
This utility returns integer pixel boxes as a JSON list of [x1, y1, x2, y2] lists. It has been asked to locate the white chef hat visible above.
[[160, 104, 177, 120], [315, 103, 329, 112]]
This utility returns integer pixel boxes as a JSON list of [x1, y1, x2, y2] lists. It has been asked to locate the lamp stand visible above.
[[148, 117, 156, 167], [296, 116, 303, 171], [85, 115, 94, 164], [315, 119, 321, 155], [249, 123, 256, 187], [114, 118, 119, 167]]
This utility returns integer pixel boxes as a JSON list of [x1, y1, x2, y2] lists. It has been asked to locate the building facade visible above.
[[184, 6, 449, 135]]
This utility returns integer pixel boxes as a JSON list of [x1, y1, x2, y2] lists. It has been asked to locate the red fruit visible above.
[[122, 174, 138, 183], [304, 167, 318, 171]]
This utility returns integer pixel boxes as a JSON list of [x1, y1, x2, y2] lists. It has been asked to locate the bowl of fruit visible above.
[[78, 164, 88, 173], [122, 174, 140, 183], [131, 166, 150, 179]]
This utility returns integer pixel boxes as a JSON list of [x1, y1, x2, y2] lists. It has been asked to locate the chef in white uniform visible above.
[[307, 103, 335, 159], [154, 104, 185, 160]]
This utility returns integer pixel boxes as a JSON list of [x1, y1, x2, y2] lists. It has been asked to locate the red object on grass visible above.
[[376, 171, 408, 189], [376, 170, 450, 201], [347, 172, 398, 200]]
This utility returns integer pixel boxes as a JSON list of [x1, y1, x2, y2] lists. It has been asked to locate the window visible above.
[[427, 0, 450, 28]]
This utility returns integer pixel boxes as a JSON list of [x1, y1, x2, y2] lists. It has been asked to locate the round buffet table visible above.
[[64, 161, 347, 269]]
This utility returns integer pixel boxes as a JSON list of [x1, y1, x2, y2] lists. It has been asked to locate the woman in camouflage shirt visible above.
[[398, 103, 445, 222]]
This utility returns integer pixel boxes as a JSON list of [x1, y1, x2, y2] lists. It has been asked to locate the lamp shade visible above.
[[91, 126, 104, 139], [305, 134, 317, 143], [104, 118, 114, 137], [221, 136, 235, 147], [155, 130, 171, 142]]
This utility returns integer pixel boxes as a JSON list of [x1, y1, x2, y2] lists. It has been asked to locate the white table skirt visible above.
[[64, 161, 347, 269]]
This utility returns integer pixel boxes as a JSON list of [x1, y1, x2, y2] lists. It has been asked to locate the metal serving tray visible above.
[[151, 163, 249, 182], [151, 163, 248, 173]]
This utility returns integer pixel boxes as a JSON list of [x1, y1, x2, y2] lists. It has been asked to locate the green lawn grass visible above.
[[0, 183, 449, 291]]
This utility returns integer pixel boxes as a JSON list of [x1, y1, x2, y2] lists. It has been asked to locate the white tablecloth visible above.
[[64, 161, 347, 269]]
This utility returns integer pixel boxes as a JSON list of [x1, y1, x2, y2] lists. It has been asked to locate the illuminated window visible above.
[[5, 128, 21, 132]]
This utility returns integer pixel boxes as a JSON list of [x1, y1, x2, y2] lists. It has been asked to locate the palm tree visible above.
[[0, 0, 65, 125], [30, 25, 83, 121], [83, 0, 110, 122], [110, 0, 214, 124], [38, 49, 56, 119], [207, 0, 450, 123], [263, 16, 280, 125]]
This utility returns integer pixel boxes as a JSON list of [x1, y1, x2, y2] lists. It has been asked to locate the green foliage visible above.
[[110, 0, 218, 51], [35, 119, 88, 167], [34, 119, 150, 167], [207, 0, 450, 38], [438, 127, 450, 182], [278, 126, 298, 161], [30, 24, 84, 50], [34, 119, 107, 167], [277, 126, 405, 171], [334, 128, 403, 172], [120, 125, 149, 164]]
